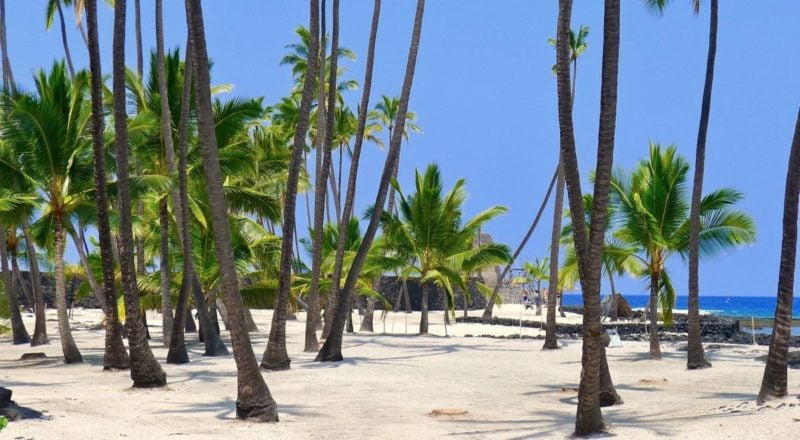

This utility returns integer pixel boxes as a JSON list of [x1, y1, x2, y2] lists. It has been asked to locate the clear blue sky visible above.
[[6, 1, 799, 298]]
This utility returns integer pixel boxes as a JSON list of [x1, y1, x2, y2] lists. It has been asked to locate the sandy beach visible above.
[[2, 306, 799, 439]]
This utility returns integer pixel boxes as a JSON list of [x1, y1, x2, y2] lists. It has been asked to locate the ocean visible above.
[[561, 294, 800, 320]]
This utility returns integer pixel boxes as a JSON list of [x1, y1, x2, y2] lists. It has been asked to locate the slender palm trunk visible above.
[[86, 0, 130, 370], [648, 270, 662, 360], [135, 0, 143, 78], [158, 198, 174, 347], [687, 0, 718, 371], [167, 36, 196, 364], [599, 346, 622, 406], [10, 247, 32, 307], [607, 271, 618, 321], [55, 2, 76, 80], [385, 155, 399, 214], [328, 161, 341, 223], [419, 282, 430, 334], [555, 0, 621, 434], [113, 0, 166, 388], [483, 167, 558, 320], [23, 226, 48, 346], [0, 226, 29, 344], [186, 0, 278, 420], [360, 296, 375, 332], [0, 0, 15, 92], [757, 109, 800, 404], [317, 0, 422, 363], [54, 225, 81, 362], [314, 0, 340, 345], [543, 163, 565, 350], [70, 228, 106, 309]]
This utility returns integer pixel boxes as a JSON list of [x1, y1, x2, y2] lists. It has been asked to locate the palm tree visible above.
[[45, 0, 76, 80], [370, 95, 421, 215], [0, 224, 29, 344], [85, 0, 130, 370], [308, 0, 340, 348], [380, 164, 508, 335], [0, 0, 15, 92], [112, 0, 166, 387], [316, 0, 426, 362], [546, 24, 588, 351], [308, 0, 382, 351], [523, 258, 549, 315], [553, 0, 621, 434], [185, 0, 279, 420], [757, 110, 800, 404], [610, 143, 755, 359], [154, 0, 178, 347], [1, 63, 93, 363], [260, 0, 320, 373], [644, 0, 719, 370]]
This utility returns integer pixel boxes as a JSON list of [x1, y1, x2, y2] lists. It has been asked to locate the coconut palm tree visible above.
[[380, 164, 508, 335], [644, 0, 719, 370], [307, 0, 340, 348], [757, 110, 800, 404], [44, 0, 77, 79], [0, 222, 29, 345], [369, 95, 421, 215], [185, 0, 280, 420], [553, 0, 621, 434], [523, 258, 549, 315], [84, 0, 130, 370], [1, 62, 94, 362], [0, 0, 15, 92], [305, 0, 382, 351], [316, 0, 425, 363], [610, 143, 755, 360], [260, 0, 320, 373], [112, 0, 166, 387]]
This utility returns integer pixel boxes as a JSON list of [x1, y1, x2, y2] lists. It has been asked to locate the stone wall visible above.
[[11, 270, 93, 309], [376, 276, 488, 311]]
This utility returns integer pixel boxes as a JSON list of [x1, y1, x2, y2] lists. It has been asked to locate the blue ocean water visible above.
[[561, 294, 800, 319]]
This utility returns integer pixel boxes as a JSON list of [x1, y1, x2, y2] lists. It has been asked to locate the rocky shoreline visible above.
[[456, 313, 800, 347]]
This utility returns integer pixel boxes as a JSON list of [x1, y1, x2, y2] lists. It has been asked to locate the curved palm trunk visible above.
[[113, 0, 166, 388], [158, 199, 174, 347], [186, 0, 278, 420], [385, 157, 399, 214], [555, 0, 621, 434], [543, 162, 565, 350], [11, 248, 33, 308], [86, 0, 130, 370], [134, 0, 143, 78], [167, 35, 196, 365], [23, 226, 48, 346], [687, 0, 718, 371], [0, 226, 29, 344], [483, 166, 558, 321], [317, 0, 421, 363], [0, 0, 15, 92], [312, 0, 339, 345], [268, 0, 322, 366], [757, 109, 800, 404], [54, 225, 81, 362], [419, 282, 430, 335], [318, 0, 381, 351], [55, 1, 75, 80], [648, 270, 662, 360]]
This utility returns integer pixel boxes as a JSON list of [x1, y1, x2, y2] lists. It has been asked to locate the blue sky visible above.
[[6, 1, 799, 298]]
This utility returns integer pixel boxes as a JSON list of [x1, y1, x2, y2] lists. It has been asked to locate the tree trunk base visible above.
[[687, 358, 712, 370], [30, 333, 49, 347], [260, 356, 291, 371], [236, 400, 279, 423], [131, 372, 167, 388], [166, 348, 190, 364]]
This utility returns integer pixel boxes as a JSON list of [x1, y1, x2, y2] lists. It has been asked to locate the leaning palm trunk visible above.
[[555, 0, 621, 434], [419, 282, 430, 334], [317, 0, 422, 363], [70, 227, 107, 310], [312, 0, 339, 345], [264, 0, 321, 368], [648, 271, 662, 360], [0, 0, 15, 91], [687, 0, 718, 371], [54, 225, 81, 362], [360, 296, 375, 332], [0, 226, 29, 344], [112, 0, 166, 388], [167, 35, 196, 365], [23, 226, 48, 346], [186, 0, 279, 420], [319, 0, 381, 347], [158, 199, 174, 347], [86, 0, 130, 370], [757, 109, 800, 404], [55, 1, 75, 79], [544, 163, 565, 350], [483, 167, 558, 321]]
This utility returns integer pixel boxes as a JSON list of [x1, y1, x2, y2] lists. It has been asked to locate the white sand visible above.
[[2, 306, 799, 439]]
